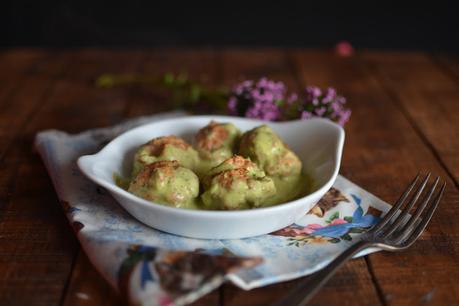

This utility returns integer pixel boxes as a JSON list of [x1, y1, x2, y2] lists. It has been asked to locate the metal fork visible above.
[[273, 173, 446, 306]]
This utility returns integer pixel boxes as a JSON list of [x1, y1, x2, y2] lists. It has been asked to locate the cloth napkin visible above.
[[35, 111, 391, 306]]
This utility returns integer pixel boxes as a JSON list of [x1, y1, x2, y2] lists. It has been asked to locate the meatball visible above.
[[132, 135, 199, 176], [128, 160, 199, 208], [238, 125, 302, 177], [201, 155, 276, 210], [194, 121, 241, 173]]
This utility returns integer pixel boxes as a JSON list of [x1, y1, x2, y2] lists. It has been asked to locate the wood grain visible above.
[[124, 48, 218, 118], [0, 50, 145, 306], [37, 50, 146, 306], [0, 51, 67, 161], [0, 49, 49, 104], [224, 259, 380, 306], [220, 49, 382, 306], [62, 252, 123, 306], [433, 54, 459, 81], [0, 49, 458, 306], [362, 52, 459, 188], [292, 50, 459, 305], [0, 160, 78, 306], [0, 50, 76, 306]]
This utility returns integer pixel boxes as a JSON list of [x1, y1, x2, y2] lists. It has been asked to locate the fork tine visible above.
[[392, 176, 440, 243], [371, 173, 420, 233], [381, 173, 431, 238], [399, 182, 446, 248]]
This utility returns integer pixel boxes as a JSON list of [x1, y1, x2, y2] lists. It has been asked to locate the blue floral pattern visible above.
[[272, 194, 380, 245]]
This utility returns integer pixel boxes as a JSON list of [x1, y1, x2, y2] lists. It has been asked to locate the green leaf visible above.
[[344, 216, 353, 223], [326, 211, 340, 224], [163, 73, 174, 85], [329, 238, 341, 243], [341, 234, 353, 241], [190, 85, 201, 102], [95, 74, 115, 88]]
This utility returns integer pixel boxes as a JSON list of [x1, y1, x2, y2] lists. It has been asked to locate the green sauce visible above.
[[113, 173, 131, 190], [114, 170, 312, 210], [265, 174, 311, 206], [115, 122, 312, 210]]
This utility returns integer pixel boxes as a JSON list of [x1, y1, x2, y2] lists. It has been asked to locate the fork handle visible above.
[[273, 240, 373, 306]]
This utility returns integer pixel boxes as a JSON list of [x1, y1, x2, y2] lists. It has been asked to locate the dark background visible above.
[[3, 1, 459, 51]]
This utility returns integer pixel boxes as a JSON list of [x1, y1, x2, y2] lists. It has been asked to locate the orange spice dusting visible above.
[[216, 168, 249, 189], [195, 121, 229, 151], [224, 155, 254, 168], [135, 160, 179, 184], [146, 136, 191, 156]]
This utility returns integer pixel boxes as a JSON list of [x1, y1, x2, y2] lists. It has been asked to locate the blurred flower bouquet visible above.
[[96, 74, 351, 126], [228, 78, 351, 126]]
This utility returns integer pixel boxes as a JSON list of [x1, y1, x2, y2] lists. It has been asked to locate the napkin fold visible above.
[[35, 112, 390, 306]]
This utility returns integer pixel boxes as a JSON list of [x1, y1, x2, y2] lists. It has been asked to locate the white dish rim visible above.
[[77, 115, 345, 217]]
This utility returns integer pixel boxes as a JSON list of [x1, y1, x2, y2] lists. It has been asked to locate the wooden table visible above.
[[1, 48, 458, 306]]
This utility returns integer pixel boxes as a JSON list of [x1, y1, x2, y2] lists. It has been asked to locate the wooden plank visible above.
[[124, 48, 219, 118], [0, 49, 49, 103], [0, 161, 78, 306], [22, 49, 145, 135], [224, 259, 379, 306], [433, 54, 459, 80], [62, 252, 123, 306], [362, 52, 459, 187], [0, 50, 75, 306], [220, 49, 382, 306], [219, 48, 298, 88], [292, 50, 459, 305], [0, 51, 67, 161], [0, 49, 145, 306], [33, 50, 145, 306], [61, 49, 221, 306]]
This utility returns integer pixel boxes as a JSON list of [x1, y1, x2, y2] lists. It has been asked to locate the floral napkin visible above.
[[35, 111, 391, 306]]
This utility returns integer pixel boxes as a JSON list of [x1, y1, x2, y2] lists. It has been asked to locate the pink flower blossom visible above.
[[330, 218, 348, 225], [307, 224, 324, 230], [335, 41, 354, 57]]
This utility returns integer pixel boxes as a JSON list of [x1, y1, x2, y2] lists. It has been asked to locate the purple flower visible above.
[[287, 93, 298, 104], [301, 111, 313, 119], [338, 109, 352, 126], [226, 79, 350, 126], [306, 86, 322, 99], [246, 100, 280, 121], [314, 107, 327, 116], [226, 77, 285, 121], [299, 85, 351, 126], [227, 97, 238, 115], [322, 88, 337, 104]]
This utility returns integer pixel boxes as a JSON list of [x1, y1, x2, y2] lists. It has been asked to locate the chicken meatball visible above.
[[132, 136, 199, 176], [194, 121, 241, 173], [128, 160, 199, 208], [238, 125, 302, 177], [201, 155, 276, 210]]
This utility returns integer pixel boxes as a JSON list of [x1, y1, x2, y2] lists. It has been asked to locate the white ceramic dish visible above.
[[77, 116, 345, 239]]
